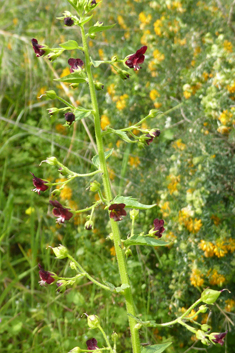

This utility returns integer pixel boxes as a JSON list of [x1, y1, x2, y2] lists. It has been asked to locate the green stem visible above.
[[67, 254, 113, 292], [80, 25, 141, 353], [98, 325, 114, 353]]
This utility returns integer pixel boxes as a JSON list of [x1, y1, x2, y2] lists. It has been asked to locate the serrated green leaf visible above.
[[112, 196, 156, 210], [141, 342, 172, 353], [54, 71, 87, 84], [88, 24, 115, 36], [115, 284, 130, 293], [74, 108, 92, 121], [59, 40, 83, 50], [90, 56, 104, 67], [106, 128, 133, 143], [123, 235, 169, 247], [92, 149, 113, 168]]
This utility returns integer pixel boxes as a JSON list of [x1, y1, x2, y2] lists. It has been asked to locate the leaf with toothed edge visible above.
[[112, 196, 156, 210]]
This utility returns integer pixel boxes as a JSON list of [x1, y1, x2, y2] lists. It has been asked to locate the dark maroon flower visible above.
[[30, 172, 48, 195], [68, 58, 84, 73], [65, 112, 75, 125], [146, 129, 161, 145], [153, 219, 165, 238], [125, 46, 147, 71], [31, 38, 46, 57], [212, 331, 228, 346], [49, 200, 73, 223], [86, 338, 99, 350], [91, 0, 97, 5], [38, 263, 55, 286], [109, 203, 127, 222], [64, 17, 74, 26]]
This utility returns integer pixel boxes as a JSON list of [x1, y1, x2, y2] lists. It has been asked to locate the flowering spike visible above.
[[125, 46, 147, 71]]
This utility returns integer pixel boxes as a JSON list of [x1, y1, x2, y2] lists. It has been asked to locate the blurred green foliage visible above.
[[0, 0, 235, 352]]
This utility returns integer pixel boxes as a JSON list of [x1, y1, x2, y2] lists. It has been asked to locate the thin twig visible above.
[[228, 0, 235, 26]]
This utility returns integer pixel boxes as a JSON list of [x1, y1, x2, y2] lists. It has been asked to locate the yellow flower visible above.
[[172, 139, 186, 151], [108, 168, 115, 180], [160, 201, 171, 218], [154, 19, 162, 36], [110, 246, 116, 256], [183, 91, 191, 99], [129, 156, 140, 167], [149, 89, 160, 101], [227, 81, 235, 93], [186, 218, 202, 233], [141, 29, 151, 45], [209, 269, 226, 286], [217, 126, 231, 134], [213, 240, 228, 258], [226, 237, 235, 252], [55, 124, 67, 134], [198, 240, 214, 257], [60, 186, 72, 201], [116, 94, 128, 110], [190, 268, 204, 287], [154, 102, 162, 108], [13, 18, 18, 25], [60, 67, 70, 77], [211, 214, 220, 225], [202, 72, 209, 81], [98, 48, 104, 60], [225, 299, 235, 312], [117, 15, 127, 29], [25, 207, 35, 215], [37, 86, 47, 99], [181, 308, 198, 321], [100, 114, 110, 130], [218, 110, 233, 125], [139, 12, 152, 29], [224, 40, 233, 53], [153, 49, 165, 62], [167, 175, 180, 194]]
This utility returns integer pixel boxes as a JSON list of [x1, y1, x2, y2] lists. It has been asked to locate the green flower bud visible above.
[[40, 156, 59, 166], [70, 261, 77, 270], [119, 70, 130, 80], [134, 323, 142, 330], [111, 332, 119, 341], [198, 305, 208, 313], [90, 181, 101, 192], [148, 109, 158, 118], [196, 330, 210, 345], [125, 248, 132, 258], [94, 81, 104, 90], [51, 189, 61, 197], [130, 209, 139, 220], [87, 315, 100, 329], [85, 220, 94, 230], [201, 289, 222, 304], [52, 245, 68, 259], [201, 324, 211, 332], [111, 56, 118, 62], [45, 90, 57, 99]]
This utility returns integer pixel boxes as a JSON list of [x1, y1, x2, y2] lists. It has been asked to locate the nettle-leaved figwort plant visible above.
[[31, 1, 229, 352]]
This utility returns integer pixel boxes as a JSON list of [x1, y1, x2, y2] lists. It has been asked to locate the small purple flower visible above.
[[49, 200, 73, 223], [146, 130, 161, 145], [30, 172, 48, 195], [68, 58, 84, 73], [31, 38, 45, 57], [38, 263, 55, 286], [212, 331, 228, 346], [86, 338, 99, 350], [125, 46, 147, 71], [153, 219, 165, 238], [65, 112, 75, 125], [64, 17, 74, 26], [109, 203, 127, 222], [91, 0, 97, 5]]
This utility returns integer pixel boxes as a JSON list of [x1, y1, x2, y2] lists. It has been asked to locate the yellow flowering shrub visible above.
[[190, 268, 204, 287]]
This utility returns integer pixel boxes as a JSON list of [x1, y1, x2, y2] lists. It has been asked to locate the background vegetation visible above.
[[0, 0, 234, 352]]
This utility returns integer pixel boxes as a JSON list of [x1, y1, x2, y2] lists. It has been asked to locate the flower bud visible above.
[[51, 244, 68, 259], [201, 324, 211, 332], [125, 248, 132, 258], [134, 323, 142, 330], [196, 330, 210, 345], [85, 220, 94, 230], [119, 70, 130, 80], [130, 209, 139, 220], [111, 332, 118, 341], [94, 81, 104, 90], [87, 315, 100, 329], [201, 289, 222, 304], [90, 181, 101, 192], [64, 17, 74, 26], [48, 107, 60, 115], [45, 90, 57, 99], [111, 56, 118, 62], [70, 261, 77, 270], [51, 189, 61, 197], [40, 156, 59, 166], [198, 305, 208, 313]]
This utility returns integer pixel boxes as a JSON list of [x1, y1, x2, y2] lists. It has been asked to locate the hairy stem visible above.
[[80, 25, 141, 353]]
